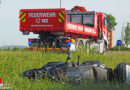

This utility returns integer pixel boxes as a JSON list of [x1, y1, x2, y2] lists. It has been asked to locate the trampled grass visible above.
[[0, 50, 130, 90]]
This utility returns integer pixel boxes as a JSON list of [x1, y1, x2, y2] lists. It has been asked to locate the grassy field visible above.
[[0, 50, 130, 90]]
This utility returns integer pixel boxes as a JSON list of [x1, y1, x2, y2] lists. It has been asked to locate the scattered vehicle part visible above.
[[23, 53, 114, 84]]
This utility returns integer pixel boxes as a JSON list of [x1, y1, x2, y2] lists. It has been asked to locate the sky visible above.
[[0, 0, 130, 46]]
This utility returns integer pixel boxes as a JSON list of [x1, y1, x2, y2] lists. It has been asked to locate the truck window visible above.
[[71, 15, 82, 24], [83, 15, 94, 27], [104, 18, 108, 28]]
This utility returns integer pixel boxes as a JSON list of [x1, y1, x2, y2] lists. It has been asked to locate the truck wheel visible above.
[[41, 41, 48, 48], [52, 41, 57, 48], [78, 40, 83, 51], [85, 41, 90, 53]]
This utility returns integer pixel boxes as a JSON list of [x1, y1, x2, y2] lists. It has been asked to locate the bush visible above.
[[110, 46, 130, 51]]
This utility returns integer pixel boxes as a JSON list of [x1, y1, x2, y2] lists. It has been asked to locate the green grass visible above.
[[0, 50, 130, 90]]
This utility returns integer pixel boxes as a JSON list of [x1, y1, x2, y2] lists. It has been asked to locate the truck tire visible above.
[[78, 40, 83, 51], [52, 41, 57, 48], [85, 41, 90, 53]]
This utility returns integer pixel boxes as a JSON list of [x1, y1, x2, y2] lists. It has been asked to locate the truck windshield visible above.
[[71, 15, 82, 24], [83, 15, 94, 27], [67, 14, 94, 27]]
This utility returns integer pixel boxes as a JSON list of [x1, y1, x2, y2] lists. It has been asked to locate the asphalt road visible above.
[[107, 51, 130, 55]]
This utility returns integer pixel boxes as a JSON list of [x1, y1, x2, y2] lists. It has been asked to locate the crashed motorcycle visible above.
[[23, 53, 130, 84]]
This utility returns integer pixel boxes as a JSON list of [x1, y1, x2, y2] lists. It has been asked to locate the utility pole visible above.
[[0, 0, 1, 7], [60, 0, 61, 8]]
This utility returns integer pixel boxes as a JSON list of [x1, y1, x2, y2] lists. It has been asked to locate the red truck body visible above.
[[20, 8, 105, 40], [20, 9, 65, 32], [20, 6, 112, 52]]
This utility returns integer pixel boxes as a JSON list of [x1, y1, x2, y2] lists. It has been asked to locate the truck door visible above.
[[103, 17, 108, 40]]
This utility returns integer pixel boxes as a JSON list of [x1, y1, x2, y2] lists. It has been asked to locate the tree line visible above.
[[125, 23, 130, 46]]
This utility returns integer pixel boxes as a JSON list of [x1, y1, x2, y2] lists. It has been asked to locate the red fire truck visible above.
[[19, 6, 112, 53]]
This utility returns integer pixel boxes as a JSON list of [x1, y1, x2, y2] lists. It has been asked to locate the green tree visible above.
[[107, 14, 117, 30], [125, 22, 130, 46]]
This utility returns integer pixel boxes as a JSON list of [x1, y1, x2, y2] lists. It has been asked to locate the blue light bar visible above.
[[28, 41, 32, 45], [67, 42, 71, 46]]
